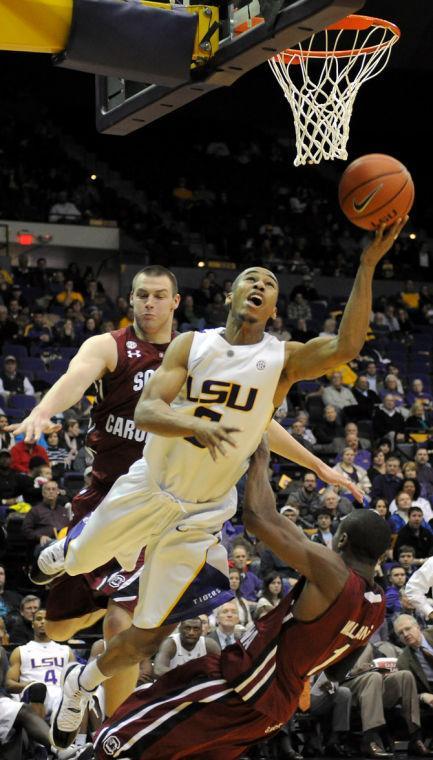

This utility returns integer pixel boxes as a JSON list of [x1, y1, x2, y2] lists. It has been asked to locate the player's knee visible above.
[[104, 603, 132, 641], [45, 618, 76, 641]]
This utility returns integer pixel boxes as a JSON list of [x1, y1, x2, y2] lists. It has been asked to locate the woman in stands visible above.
[[228, 569, 253, 629], [333, 447, 371, 495], [388, 477, 433, 522], [255, 572, 285, 620], [367, 448, 386, 485]]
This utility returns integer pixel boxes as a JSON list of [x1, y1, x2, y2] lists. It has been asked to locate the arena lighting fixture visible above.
[[90, 174, 97, 180], [409, 233, 417, 240], [197, 261, 205, 268]]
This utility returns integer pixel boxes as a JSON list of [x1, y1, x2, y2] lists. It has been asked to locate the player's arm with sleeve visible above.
[[404, 557, 433, 621], [153, 638, 177, 677], [282, 218, 407, 383], [134, 332, 241, 460], [268, 420, 364, 502], [242, 438, 348, 601], [5, 648, 25, 693], [5, 333, 118, 442]]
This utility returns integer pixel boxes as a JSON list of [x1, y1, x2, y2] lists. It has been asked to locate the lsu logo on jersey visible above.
[[186, 376, 258, 412]]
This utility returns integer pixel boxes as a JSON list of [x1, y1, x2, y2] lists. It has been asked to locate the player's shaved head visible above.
[[232, 267, 279, 291], [335, 510, 391, 564]]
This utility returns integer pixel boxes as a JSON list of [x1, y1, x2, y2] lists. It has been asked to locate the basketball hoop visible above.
[[268, 15, 400, 166]]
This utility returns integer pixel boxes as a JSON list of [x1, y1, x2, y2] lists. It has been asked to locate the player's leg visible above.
[[46, 610, 106, 642], [102, 600, 139, 716], [51, 513, 233, 748]]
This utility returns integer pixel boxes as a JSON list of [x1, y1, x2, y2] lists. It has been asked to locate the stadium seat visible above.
[[50, 358, 69, 374], [2, 344, 28, 359], [8, 395, 37, 411]]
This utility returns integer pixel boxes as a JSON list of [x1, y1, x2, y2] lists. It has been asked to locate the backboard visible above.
[[95, 0, 364, 135]]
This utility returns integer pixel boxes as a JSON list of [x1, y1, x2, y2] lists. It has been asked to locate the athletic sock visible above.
[[79, 659, 108, 691]]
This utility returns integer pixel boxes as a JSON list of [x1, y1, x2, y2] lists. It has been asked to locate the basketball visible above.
[[338, 153, 414, 230]]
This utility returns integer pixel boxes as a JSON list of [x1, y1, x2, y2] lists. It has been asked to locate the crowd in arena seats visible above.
[[2, 101, 433, 278], [0, 251, 432, 757]]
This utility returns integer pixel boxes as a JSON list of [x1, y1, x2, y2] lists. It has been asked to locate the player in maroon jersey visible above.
[[94, 438, 390, 760], [7, 265, 180, 714]]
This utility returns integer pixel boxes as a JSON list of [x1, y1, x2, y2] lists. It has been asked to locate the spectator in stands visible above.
[[204, 292, 227, 328], [49, 190, 82, 223], [371, 456, 403, 503], [289, 419, 315, 453], [389, 479, 433, 523], [259, 506, 302, 583], [380, 374, 406, 411], [344, 640, 428, 759], [393, 507, 433, 562], [286, 293, 312, 322], [53, 317, 77, 347], [7, 595, 40, 645], [383, 304, 400, 333], [385, 565, 407, 616], [405, 402, 433, 434], [0, 355, 35, 397], [320, 487, 354, 521], [291, 317, 317, 342], [45, 431, 71, 477], [56, 279, 85, 310], [406, 379, 433, 410], [23, 309, 52, 350], [394, 615, 433, 706], [12, 253, 31, 288], [352, 374, 381, 418], [332, 447, 371, 494], [310, 510, 335, 549], [228, 569, 253, 629], [0, 303, 19, 349], [400, 280, 420, 311], [0, 564, 21, 623], [255, 572, 285, 620], [267, 315, 291, 342], [290, 471, 322, 526], [313, 404, 344, 449], [368, 450, 387, 484], [177, 294, 205, 332], [208, 602, 240, 649], [397, 546, 418, 579], [372, 395, 406, 442], [10, 439, 49, 474], [290, 273, 319, 302], [365, 361, 382, 394], [230, 544, 261, 603], [63, 418, 83, 462], [81, 315, 100, 340], [322, 371, 357, 412], [403, 461, 419, 480], [22, 480, 70, 549], [0, 414, 13, 450], [371, 497, 390, 521], [0, 449, 41, 511], [414, 448, 433, 500]]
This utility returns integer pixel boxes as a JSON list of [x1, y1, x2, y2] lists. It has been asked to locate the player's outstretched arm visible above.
[[268, 420, 364, 502], [5, 334, 117, 442], [283, 217, 408, 384], [243, 437, 347, 600], [153, 638, 177, 677], [404, 557, 433, 621], [134, 332, 241, 460]]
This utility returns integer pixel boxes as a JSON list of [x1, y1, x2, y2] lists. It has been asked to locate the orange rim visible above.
[[273, 15, 400, 65]]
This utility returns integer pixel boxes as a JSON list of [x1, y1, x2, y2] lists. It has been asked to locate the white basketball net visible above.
[[269, 18, 399, 166]]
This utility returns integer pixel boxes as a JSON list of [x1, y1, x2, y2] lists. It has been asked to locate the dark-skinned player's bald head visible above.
[[337, 510, 391, 564]]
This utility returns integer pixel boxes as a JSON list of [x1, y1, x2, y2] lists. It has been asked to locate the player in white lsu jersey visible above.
[[6, 608, 74, 718], [40, 238, 403, 749]]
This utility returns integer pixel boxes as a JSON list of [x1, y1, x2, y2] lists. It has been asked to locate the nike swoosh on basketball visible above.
[[352, 183, 383, 213]]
